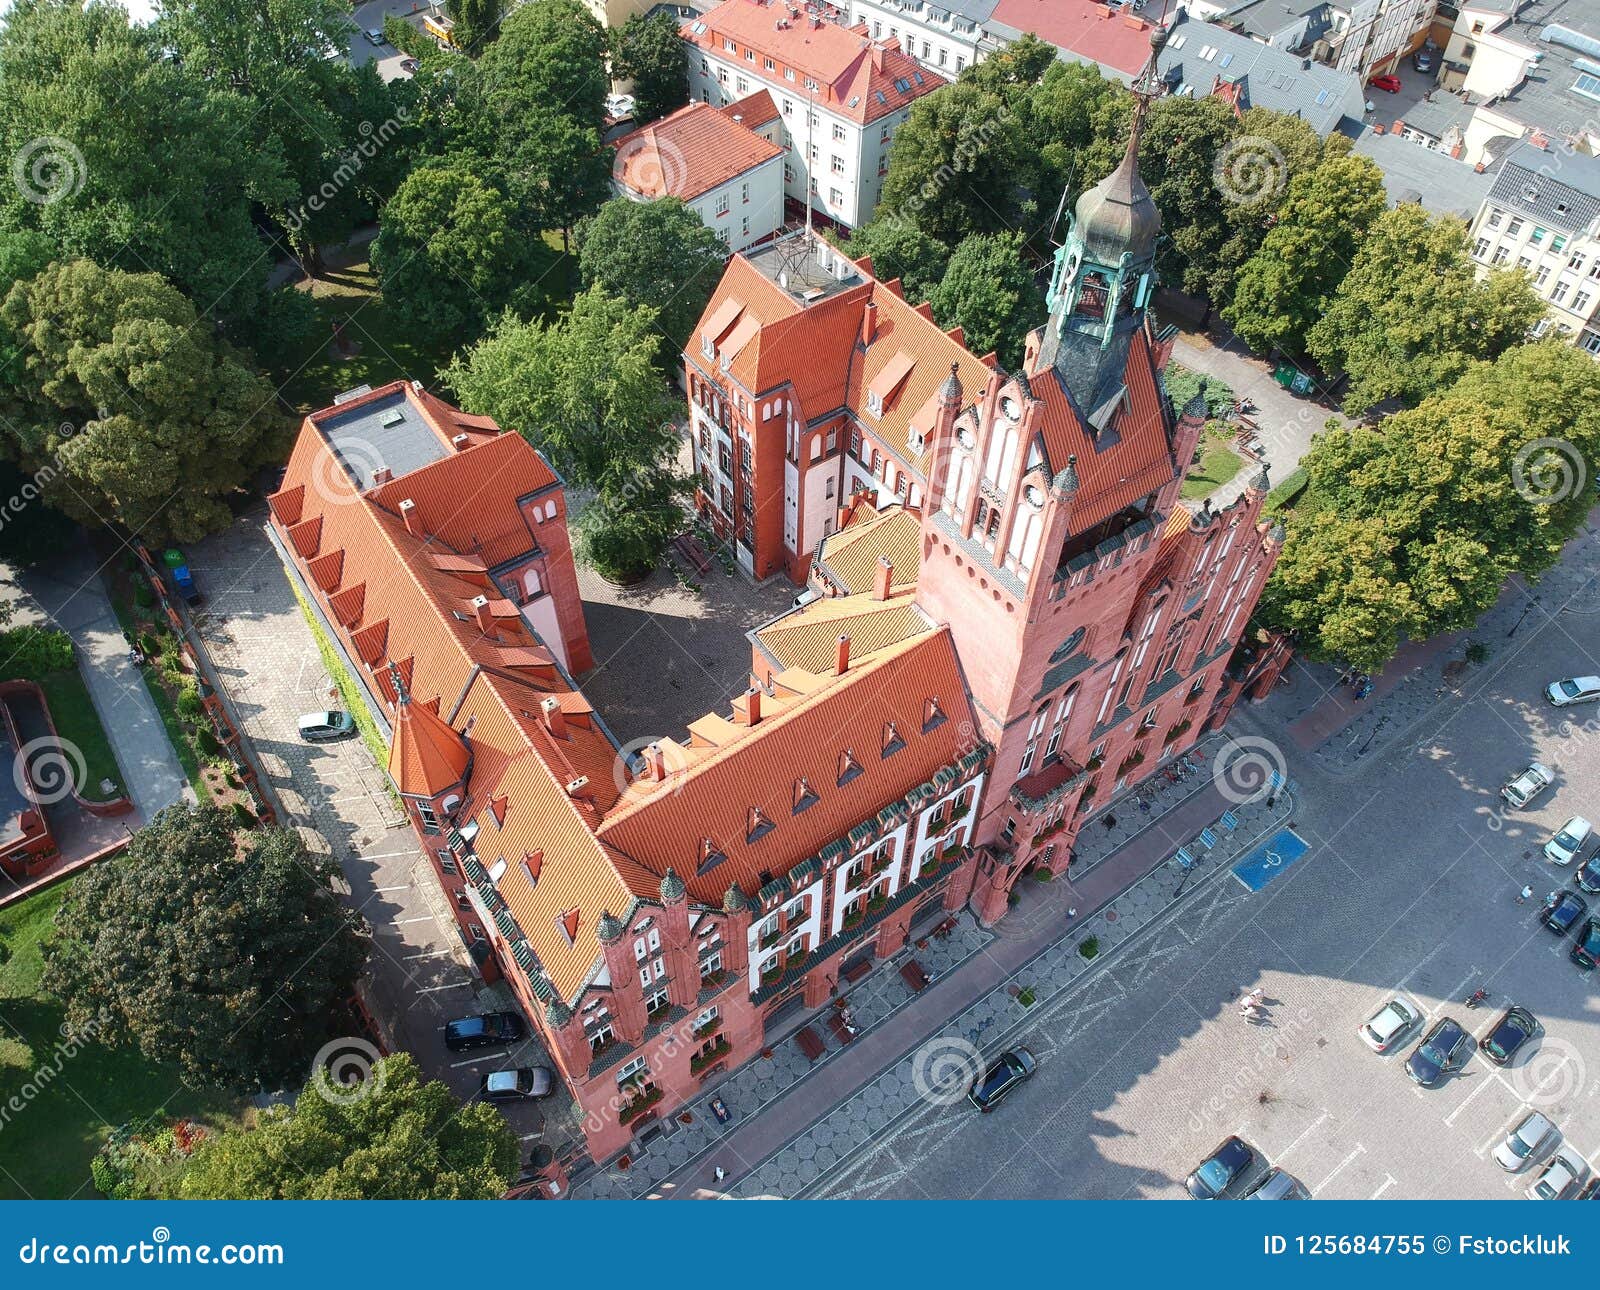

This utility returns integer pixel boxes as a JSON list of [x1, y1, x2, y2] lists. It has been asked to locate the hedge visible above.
[[0, 626, 74, 682]]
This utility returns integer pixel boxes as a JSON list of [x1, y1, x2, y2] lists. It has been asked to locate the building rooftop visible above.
[[1488, 141, 1600, 230], [312, 389, 450, 491], [611, 99, 784, 202], [1459, 0, 1600, 145], [1352, 129, 1501, 217], [988, 0, 1158, 80], [744, 229, 868, 303]]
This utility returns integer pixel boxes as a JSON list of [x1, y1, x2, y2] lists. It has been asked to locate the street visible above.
[[802, 522, 1600, 1200]]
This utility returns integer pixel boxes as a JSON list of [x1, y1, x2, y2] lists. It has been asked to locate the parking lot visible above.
[[810, 527, 1600, 1200]]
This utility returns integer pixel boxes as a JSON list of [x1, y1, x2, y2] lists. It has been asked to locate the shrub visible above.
[[231, 801, 256, 827], [1017, 986, 1037, 1007], [1464, 639, 1489, 665], [1033, 867, 1053, 882], [0, 625, 74, 682], [1078, 936, 1100, 960], [177, 688, 205, 722], [197, 727, 222, 757]]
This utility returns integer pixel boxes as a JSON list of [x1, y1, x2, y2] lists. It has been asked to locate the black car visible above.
[[1543, 890, 1589, 936], [1578, 1177, 1600, 1199], [1186, 1136, 1255, 1199], [1480, 1005, 1537, 1066], [1572, 918, 1600, 969], [1576, 855, 1600, 894], [1406, 1016, 1470, 1086], [1412, 47, 1436, 73], [967, 1047, 1037, 1111], [444, 1011, 526, 1052], [480, 1066, 555, 1102]]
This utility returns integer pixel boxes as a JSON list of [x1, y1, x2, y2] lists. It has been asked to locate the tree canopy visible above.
[[1306, 204, 1543, 415], [42, 805, 368, 1093], [0, 258, 289, 540], [445, 0, 506, 54], [576, 196, 727, 355], [611, 11, 689, 124], [178, 1054, 518, 1199], [844, 221, 950, 305], [1261, 342, 1600, 670], [930, 230, 1041, 369]]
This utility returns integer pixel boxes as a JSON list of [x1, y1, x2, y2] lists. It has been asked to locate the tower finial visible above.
[[388, 660, 410, 705]]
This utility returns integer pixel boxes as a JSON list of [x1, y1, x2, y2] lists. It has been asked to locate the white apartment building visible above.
[[845, 0, 995, 76], [1468, 143, 1600, 358], [682, 0, 941, 231]]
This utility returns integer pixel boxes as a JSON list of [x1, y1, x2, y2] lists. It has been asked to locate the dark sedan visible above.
[[1406, 1016, 1470, 1086], [1543, 890, 1589, 936], [1573, 918, 1600, 969], [444, 1011, 526, 1052], [1480, 1005, 1537, 1067], [967, 1047, 1037, 1111], [1575, 855, 1600, 894], [1185, 1136, 1255, 1199]]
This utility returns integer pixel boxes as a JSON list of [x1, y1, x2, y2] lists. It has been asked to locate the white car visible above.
[[604, 93, 636, 120], [1545, 816, 1592, 866], [1358, 999, 1417, 1053], [1502, 762, 1554, 809], [1492, 1111, 1556, 1172], [364, 28, 385, 45], [1527, 1147, 1586, 1198], [1546, 676, 1600, 706]]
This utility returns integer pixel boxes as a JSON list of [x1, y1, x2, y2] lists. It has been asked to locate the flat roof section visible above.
[[313, 389, 449, 492]]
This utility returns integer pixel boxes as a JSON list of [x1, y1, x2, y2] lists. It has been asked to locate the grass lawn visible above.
[[1165, 362, 1236, 418], [1181, 428, 1245, 501], [36, 669, 124, 803], [261, 246, 572, 417], [0, 884, 245, 1199]]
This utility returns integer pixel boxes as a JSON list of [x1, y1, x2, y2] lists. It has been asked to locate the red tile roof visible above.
[[684, 0, 939, 124], [612, 101, 783, 202], [720, 88, 780, 129], [389, 682, 471, 797], [991, 0, 1156, 78]]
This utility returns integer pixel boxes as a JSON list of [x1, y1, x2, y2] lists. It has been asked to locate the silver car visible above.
[[1244, 1167, 1309, 1199], [1359, 999, 1418, 1053], [1502, 762, 1554, 809], [1493, 1111, 1557, 1172], [1528, 1147, 1586, 1198], [1546, 676, 1600, 706]]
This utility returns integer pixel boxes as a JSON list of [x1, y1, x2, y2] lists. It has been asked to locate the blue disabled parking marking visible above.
[[1231, 828, 1311, 892]]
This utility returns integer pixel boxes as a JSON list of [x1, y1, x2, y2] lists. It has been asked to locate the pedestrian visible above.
[[1244, 987, 1265, 1006], [1518, 885, 1533, 904], [713, 1165, 726, 1183], [1066, 907, 1078, 920]]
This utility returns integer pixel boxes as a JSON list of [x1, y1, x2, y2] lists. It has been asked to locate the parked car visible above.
[[604, 93, 636, 119], [444, 1011, 526, 1052], [1577, 1177, 1600, 1199], [298, 710, 357, 742], [1529, 1148, 1587, 1199], [1185, 1136, 1255, 1199], [364, 27, 385, 44], [1546, 676, 1600, 706], [1546, 816, 1592, 865], [967, 1046, 1036, 1111], [1359, 998, 1418, 1053], [1493, 1111, 1558, 1171], [399, 56, 419, 73], [1406, 1016, 1470, 1086], [1502, 762, 1554, 808], [1368, 74, 1402, 92], [1480, 1005, 1538, 1067], [1572, 917, 1600, 969], [480, 1066, 555, 1102], [1412, 47, 1436, 73], [1244, 1167, 1308, 1199], [1543, 889, 1589, 936], [1575, 854, 1600, 893]]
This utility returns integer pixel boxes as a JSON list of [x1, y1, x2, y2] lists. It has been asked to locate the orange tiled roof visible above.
[[757, 588, 926, 672], [389, 683, 471, 797], [814, 506, 921, 595], [684, 0, 940, 125], [720, 88, 780, 129], [598, 630, 975, 904], [612, 101, 783, 202]]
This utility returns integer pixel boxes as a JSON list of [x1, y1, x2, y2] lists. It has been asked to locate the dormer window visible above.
[[923, 698, 947, 732], [697, 838, 726, 877], [747, 807, 775, 844], [837, 750, 864, 786], [701, 332, 715, 359], [881, 722, 905, 758], [867, 390, 883, 417], [793, 776, 819, 814]]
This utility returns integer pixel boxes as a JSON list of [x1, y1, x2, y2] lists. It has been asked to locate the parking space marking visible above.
[[1371, 1174, 1398, 1199], [1315, 1143, 1366, 1193], [1274, 1110, 1329, 1164], [417, 982, 469, 994], [1443, 1068, 1505, 1127], [404, 949, 451, 960]]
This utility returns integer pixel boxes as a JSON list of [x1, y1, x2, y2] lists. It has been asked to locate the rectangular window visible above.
[[1473, 237, 1490, 259], [1491, 245, 1510, 265], [736, 75, 749, 93], [830, 187, 843, 205], [1536, 265, 1552, 285], [1487, 209, 1502, 227], [1507, 217, 1524, 235], [832, 123, 846, 141], [1553, 282, 1571, 304], [1574, 291, 1593, 313], [831, 154, 845, 174], [715, 193, 729, 216]]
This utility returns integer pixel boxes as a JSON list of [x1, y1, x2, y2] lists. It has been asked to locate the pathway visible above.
[[18, 553, 188, 822]]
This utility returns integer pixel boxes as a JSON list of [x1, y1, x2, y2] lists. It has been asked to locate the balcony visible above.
[[618, 1085, 663, 1126], [690, 1037, 731, 1074]]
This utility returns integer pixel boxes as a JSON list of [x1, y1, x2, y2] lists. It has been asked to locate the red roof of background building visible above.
[[991, 0, 1156, 78], [612, 100, 783, 202], [684, 0, 940, 124]]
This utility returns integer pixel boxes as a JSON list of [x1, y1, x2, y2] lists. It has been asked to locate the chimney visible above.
[[836, 634, 851, 675], [372, 466, 393, 485], [861, 299, 878, 347], [873, 555, 893, 601], [646, 742, 666, 781], [540, 695, 567, 740], [746, 686, 762, 725], [451, 433, 470, 451], [399, 498, 422, 537], [871, 43, 883, 71], [565, 775, 590, 798], [471, 594, 493, 631]]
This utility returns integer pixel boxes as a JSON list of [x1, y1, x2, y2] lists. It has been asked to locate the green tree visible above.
[[42, 805, 368, 1093], [1223, 152, 1386, 354], [476, 0, 607, 133], [446, 288, 686, 578], [1262, 342, 1600, 671], [177, 1054, 518, 1199], [371, 161, 541, 337], [1020, 59, 1126, 244], [844, 220, 950, 303], [877, 82, 1030, 245], [446, 0, 506, 53], [497, 108, 611, 251], [0, 0, 289, 325], [930, 231, 1041, 369], [611, 11, 688, 124], [1307, 204, 1543, 415], [0, 258, 289, 539], [576, 196, 726, 354]]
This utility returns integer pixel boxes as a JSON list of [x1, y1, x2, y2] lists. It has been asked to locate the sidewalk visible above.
[[19, 554, 188, 822], [572, 771, 1282, 1199]]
